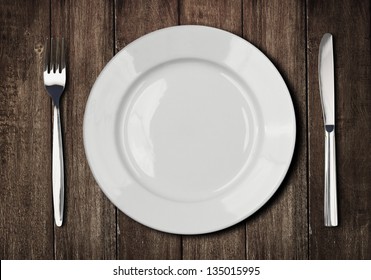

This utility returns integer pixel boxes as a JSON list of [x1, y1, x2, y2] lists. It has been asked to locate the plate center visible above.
[[121, 59, 254, 202]]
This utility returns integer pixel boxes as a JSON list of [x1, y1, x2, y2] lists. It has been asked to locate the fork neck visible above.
[[52, 98, 61, 108]]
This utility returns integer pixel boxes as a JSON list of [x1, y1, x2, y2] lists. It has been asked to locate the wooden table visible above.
[[1, 0, 370, 260]]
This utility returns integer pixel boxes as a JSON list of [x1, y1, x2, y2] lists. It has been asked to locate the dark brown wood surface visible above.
[[0, 0, 370, 260], [0, 0, 53, 260]]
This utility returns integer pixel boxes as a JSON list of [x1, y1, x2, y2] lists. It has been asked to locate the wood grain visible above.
[[243, 0, 308, 259], [307, 0, 371, 259], [179, 0, 246, 260], [182, 224, 246, 260], [0, 0, 54, 259], [115, 0, 182, 260], [180, 0, 242, 35], [51, 0, 117, 259]]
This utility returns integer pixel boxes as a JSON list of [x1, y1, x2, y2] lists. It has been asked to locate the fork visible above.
[[43, 38, 66, 227]]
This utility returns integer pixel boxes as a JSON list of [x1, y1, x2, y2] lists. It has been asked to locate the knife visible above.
[[318, 33, 338, 227]]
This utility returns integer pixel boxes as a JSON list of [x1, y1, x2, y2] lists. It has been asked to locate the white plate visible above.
[[83, 26, 296, 234]]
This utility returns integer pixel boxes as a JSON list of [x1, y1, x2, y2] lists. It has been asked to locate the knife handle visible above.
[[53, 104, 64, 227], [324, 125, 338, 227]]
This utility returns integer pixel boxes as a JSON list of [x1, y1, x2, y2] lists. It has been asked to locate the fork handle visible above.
[[324, 126, 338, 227], [53, 104, 64, 227]]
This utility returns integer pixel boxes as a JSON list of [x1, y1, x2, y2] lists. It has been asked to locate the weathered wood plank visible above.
[[180, 0, 246, 260], [115, 0, 179, 49], [180, 0, 242, 35], [115, 0, 182, 260], [0, 0, 54, 259], [307, 0, 371, 259], [243, 0, 308, 259], [51, 0, 117, 259], [182, 224, 246, 260]]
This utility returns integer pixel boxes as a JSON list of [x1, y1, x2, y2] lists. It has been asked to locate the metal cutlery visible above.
[[318, 33, 338, 227], [43, 38, 66, 227]]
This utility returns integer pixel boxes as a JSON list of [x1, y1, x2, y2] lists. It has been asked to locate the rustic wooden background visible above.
[[0, 0, 370, 260]]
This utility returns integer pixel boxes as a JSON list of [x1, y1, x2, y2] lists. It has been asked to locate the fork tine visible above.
[[55, 38, 60, 73], [50, 37, 55, 72], [61, 38, 65, 71], [44, 38, 50, 72]]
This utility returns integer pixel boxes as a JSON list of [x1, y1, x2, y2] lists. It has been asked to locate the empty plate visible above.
[[83, 25, 296, 234]]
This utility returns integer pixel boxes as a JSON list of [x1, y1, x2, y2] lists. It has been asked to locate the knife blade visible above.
[[318, 33, 338, 227]]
